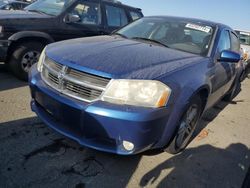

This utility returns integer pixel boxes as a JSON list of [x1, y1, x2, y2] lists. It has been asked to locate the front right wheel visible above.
[[166, 96, 203, 154]]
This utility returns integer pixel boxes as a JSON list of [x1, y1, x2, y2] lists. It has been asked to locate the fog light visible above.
[[122, 141, 134, 151]]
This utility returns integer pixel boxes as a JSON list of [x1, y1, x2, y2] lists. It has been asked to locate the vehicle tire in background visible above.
[[165, 96, 203, 154], [8, 42, 44, 81]]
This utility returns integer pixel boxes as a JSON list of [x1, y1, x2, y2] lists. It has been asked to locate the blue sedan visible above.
[[29, 16, 242, 155]]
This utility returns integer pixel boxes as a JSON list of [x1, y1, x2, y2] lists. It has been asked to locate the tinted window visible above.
[[70, 2, 101, 25], [14, 3, 22, 9], [129, 11, 141, 21], [230, 32, 240, 52], [217, 30, 231, 53], [19, 3, 28, 9], [105, 5, 128, 27]]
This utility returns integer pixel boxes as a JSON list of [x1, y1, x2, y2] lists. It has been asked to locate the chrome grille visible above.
[[41, 57, 110, 102]]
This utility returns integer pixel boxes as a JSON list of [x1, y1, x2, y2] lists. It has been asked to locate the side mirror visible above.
[[218, 50, 241, 63], [64, 14, 80, 24]]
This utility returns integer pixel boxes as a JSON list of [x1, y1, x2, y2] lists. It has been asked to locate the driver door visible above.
[[57, 0, 104, 41], [209, 30, 234, 106]]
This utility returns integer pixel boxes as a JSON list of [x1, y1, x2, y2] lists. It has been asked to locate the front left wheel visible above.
[[8, 42, 44, 81], [165, 96, 203, 154]]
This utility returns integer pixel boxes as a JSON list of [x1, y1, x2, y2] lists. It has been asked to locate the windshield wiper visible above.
[[131, 37, 169, 48], [112, 33, 128, 39]]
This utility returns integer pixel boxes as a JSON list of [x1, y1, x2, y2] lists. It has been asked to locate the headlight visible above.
[[37, 47, 46, 72], [101, 80, 171, 108]]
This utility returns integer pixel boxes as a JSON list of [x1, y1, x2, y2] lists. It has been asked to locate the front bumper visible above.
[[0, 40, 9, 62], [29, 66, 171, 155]]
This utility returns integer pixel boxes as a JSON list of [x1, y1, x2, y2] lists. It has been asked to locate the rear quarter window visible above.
[[129, 11, 142, 21]]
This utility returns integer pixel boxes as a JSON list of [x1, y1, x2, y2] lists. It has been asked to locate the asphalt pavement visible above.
[[0, 63, 249, 188]]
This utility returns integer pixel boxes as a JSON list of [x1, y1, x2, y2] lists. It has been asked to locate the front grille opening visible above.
[[48, 72, 59, 85], [65, 81, 103, 101], [41, 58, 110, 102], [68, 69, 110, 88]]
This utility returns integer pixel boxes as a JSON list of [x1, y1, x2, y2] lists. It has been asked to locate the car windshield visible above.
[[116, 17, 214, 56], [236, 31, 250, 46], [25, 0, 74, 16]]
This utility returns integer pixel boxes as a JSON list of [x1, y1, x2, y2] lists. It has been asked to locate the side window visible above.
[[19, 3, 26, 9], [105, 5, 128, 27], [70, 2, 101, 25], [129, 11, 141, 21], [14, 3, 21, 9], [230, 32, 240, 52], [217, 30, 231, 53]]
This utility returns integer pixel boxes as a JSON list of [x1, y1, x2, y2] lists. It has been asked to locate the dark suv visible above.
[[0, 0, 143, 80]]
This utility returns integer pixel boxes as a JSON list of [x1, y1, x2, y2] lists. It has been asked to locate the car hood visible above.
[[0, 10, 51, 19], [46, 36, 205, 79]]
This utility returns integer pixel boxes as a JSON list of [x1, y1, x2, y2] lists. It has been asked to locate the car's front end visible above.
[[29, 52, 172, 154]]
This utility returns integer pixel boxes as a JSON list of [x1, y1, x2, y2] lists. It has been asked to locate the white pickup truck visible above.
[[235, 30, 250, 62], [235, 30, 250, 78]]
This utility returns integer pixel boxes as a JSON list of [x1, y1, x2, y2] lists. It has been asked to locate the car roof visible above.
[[145, 16, 232, 30]]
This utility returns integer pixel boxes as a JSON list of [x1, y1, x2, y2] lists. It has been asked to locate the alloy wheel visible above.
[[175, 104, 199, 149], [21, 51, 40, 72]]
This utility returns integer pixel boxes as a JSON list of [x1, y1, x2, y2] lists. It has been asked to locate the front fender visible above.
[[155, 60, 212, 148], [8, 31, 54, 43]]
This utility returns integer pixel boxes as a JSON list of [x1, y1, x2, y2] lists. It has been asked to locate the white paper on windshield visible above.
[[185, 23, 211, 33]]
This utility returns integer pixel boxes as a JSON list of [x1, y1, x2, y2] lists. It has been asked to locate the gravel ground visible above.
[[0, 63, 249, 188]]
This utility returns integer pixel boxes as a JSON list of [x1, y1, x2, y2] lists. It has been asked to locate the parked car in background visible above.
[[235, 30, 250, 62], [235, 30, 250, 78], [0, 0, 29, 10], [29, 16, 242, 155], [0, 0, 143, 80]]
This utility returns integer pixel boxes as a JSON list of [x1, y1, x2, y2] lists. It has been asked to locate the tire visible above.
[[165, 96, 203, 154], [8, 42, 44, 81], [223, 78, 241, 102]]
